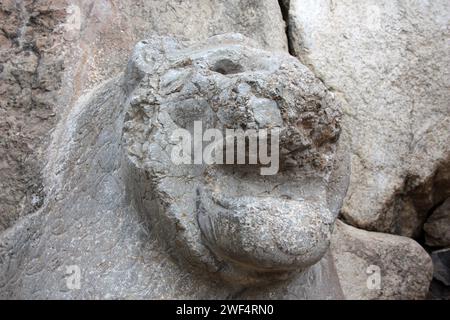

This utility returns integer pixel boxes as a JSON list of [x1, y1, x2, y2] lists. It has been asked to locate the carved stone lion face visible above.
[[123, 34, 349, 284]]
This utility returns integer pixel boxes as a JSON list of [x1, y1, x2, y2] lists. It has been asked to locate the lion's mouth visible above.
[[196, 187, 334, 272]]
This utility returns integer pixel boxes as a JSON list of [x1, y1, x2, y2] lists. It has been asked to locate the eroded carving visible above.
[[123, 34, 348, 285]]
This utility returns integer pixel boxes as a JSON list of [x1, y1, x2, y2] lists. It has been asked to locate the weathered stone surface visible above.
[[424, 198, 450, 247], [0, 0, 288, 232], [331, 220, 433, 300], [0, 34, 347, 299], [428, 249, 450, 300], [60, 0, 288, 94], [0, 0, 444, 300], [286, 0, 450, 237], [123, 34, 345, 285], [0, 0, 67, 231], [431, 249, 450, 286]]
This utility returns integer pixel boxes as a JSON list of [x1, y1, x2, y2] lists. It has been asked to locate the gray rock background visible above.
[[331, 220, 432, 300], [0, 0, 448, 299], [285, 0, 450, 238], [424, 198, 450, 247]]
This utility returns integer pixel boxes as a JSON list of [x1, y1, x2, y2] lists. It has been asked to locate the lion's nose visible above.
[[249, 96, 283, 129]]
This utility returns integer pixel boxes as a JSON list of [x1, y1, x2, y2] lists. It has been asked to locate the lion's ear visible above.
[[124, 37, 179, 94]]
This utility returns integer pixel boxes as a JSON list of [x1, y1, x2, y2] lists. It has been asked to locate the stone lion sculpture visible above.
[[123, 34, 348, 285], [0, 34, 352, 299]]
